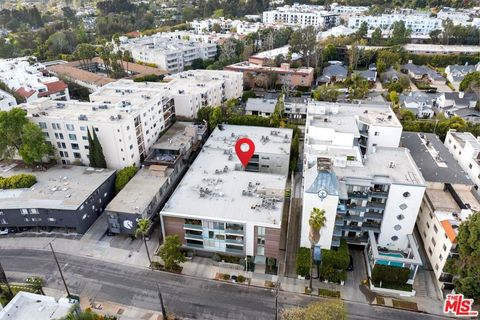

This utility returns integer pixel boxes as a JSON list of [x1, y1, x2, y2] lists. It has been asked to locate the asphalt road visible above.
[[0, 249, 444, 320]]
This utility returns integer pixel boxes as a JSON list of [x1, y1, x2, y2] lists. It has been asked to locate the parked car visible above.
[[0, 227, 8, 235], [347, 255, 354, 271]]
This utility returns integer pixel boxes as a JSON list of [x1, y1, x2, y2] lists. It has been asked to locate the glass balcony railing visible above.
[[185, 233, 203, 240], [226, 247, 244, 254], [362, 222, 381, 232], [184, 224, 202, 230], [225, 238, 244, 245], [225, 229, 244, 235]]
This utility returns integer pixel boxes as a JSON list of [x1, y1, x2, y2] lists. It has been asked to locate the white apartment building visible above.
[[161, 125, 292, 268], [164, 69, 243, 118], [445, 130, 480, 192], [118, 34, 217, 73], [190, 17, 240, 34], [0, 89, 17, 111], [348, 14, 442, 36], [402, 132, 479, 295], [330, 4, 369, 15], [301, 102, 425, 252], [262, 4, 340, 29], [25, 80, 174, 169], [0, 57, 70, 102]]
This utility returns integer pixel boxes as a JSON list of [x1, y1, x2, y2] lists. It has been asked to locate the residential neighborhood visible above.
[[0, 0, 479, 319]]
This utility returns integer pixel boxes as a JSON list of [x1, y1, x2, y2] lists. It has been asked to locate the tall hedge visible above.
[[115, 165, 138, 194], [296, 247, 311, 277], [0, 174, 37, 189], [371, 264, 410, 286], [321, 239, 349, 270]]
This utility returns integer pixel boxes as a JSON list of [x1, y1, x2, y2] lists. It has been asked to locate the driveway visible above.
[[343, 248, 369, 304]]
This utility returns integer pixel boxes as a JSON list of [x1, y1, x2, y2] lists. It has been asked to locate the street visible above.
[[0, 249, 444, 320]]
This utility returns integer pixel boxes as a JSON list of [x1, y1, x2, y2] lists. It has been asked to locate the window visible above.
[[443, 244, 447, 251], [423, 231, 426, 238], [71, 143, 79, 150], [391, 236, 398, 241], [433, 224, 438, 233], [66, 124, 75, 131], [432, 237, 436, 247], [394, 224, 402, 231], [73, 152, 81, 159], [20, 209, 29, 215], [403, 192, 410, 198], [68, 134, 77, 141], [435, 263, 439, 271], [399, 203, 407, 210], [453, 145, 457, 150], [82, 136, 87, 141], [439, 254, 443, 261], [39, 122, 47, 129], [374, 132, 379, 136], [80, 126, 86, 131], [397, 214, 405, 220], [426, 221, 430, 229], [428, 247, 433, 255]]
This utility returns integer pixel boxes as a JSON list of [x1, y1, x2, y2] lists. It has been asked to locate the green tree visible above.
[[371, 27, 383, 46], [390, 21, 411, 45], [446, 212, 480, 301], [92, 129, 107, 168], [356, 21, 368, 40], [208, 107, 223, 132], [308, 208, 326, 291], [0, 108, 28, 159], [25, 276, 45, 295], [87, 128, 96, 167], [281, 299, 347, 320], [159, 235, 186, 271], [289, 26, 317, 68], [18, 122, 54, 165], [211, 23, 222, 33], [459, 71, 480, 93], [73, 43, 96, 68], [45, 30, 77, 58], [312, 85, 339, 102], [135, 217, 152, 268], [114, 165, 138, 194], [389, 91, 399, 105], [348, 74, 370, 100]]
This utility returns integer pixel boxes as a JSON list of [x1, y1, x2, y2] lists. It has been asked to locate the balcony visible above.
[[345, 235, 368, 244], [331, 237, 341, 247], [345, 214, 364, 222], [333, 227, 342, 237], [370, 191, 388, 198], [337, 204, 347, 213], [364, 212, 383, 220], [366, 201, 385, 210], [342, 225, 361, 232], [335, 217, 344, 226], [185, 242, 204, 249], [184, 233, 203, 240], [225, 229, 244, 235], [225, 238, 244, 245], [359, 130, 369, 137], [362, 222, 381, 232], [348, 191, 369, 199], [346, 204, 365, 212], [226, 247, 244, 255], [184, 224, 202, 231]]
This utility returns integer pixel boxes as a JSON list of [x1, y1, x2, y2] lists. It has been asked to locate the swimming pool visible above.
[[376, 252, 404, 268]]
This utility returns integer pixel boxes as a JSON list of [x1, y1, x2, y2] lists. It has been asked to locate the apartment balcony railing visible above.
[[185, 242, 204, 249], [225, 229, 244, 235], [184, 224, 203, 231], [366, 201, 386, 210], [337, 204, 347, 213], [345, 235, 368, 244], [346, 204, 365, 212], [370, 191, 389, 198], [331, 237, 341, 247], [362, 222, 381, 232], [344, 214, 364, 222], [335, 217, 344, 227], [226, 247, 244, 255], [333, 227, 342, 237], [364, 212, 383, 220], [184, 233, 203, 240], [342, 225, 361, 232], [359, 130, 369, 137], [225, 238, 244, 245], [348, 191, 369, 199]]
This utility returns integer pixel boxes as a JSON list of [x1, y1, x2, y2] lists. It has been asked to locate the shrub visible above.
[[318, 288, 341, 298], [114, 165, 138, 194], [321, 239, 349, 270], [222, 273, 230, 280], [371, 264, 410, 287], [0, 174, 37, 189], [237, 275, 246, 283], [296, 247, 311, 277], [133, 74, 164, 82]]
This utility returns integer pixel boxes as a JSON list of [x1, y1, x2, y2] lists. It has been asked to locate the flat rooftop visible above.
[[0, 292, 74, 320], [449, 131, 480, 150], [307, 101, 401, 131], [151, 121, 196, 151], [250, 45, 301, 60], [162, 125, 292, 227], [0, 163, 115, 210], [225, 61, 313, 74], [401, 132, 472, 185], [105, 166, 172, 214], [333, 147, 426, 186]]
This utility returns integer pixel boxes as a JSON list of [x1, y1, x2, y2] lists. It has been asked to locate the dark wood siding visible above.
[[163, 216, 186, 244], [265, 227, 281, 259]]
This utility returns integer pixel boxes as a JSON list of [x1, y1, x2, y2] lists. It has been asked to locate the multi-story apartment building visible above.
[[348, 14, 442, 36], [0, 163, 115, 234], [402, 132, 479, 295], [25, 80, 175, 169], [160, 125, 292, 268], [165, 70, 243, 118], [105, 122, 207, 235], [190, 17, 240, 34], [301, 102, 425, 285], [0, 89, 16, 111], [262, 4, 340, 29], [0, 57, 70, 102], [118, 34, 217, 73], [301, 102, 425, 250], [444, 130, 480, 192]]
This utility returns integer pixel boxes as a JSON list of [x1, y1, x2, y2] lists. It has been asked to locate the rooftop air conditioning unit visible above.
[[389, 161, 396, 168]]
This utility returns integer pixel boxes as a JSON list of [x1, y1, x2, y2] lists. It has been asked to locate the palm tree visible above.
[[308, 208, 326, 291], [135, 218, 152, 269]]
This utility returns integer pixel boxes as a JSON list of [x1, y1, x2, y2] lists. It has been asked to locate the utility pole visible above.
[[49, 242, 71, 297], [0, 261, 13, 299], [274, 278, 281, 320], [156, 282, 167, 319]]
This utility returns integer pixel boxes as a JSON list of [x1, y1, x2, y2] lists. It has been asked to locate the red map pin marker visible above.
[[235, 138, 255, 168]]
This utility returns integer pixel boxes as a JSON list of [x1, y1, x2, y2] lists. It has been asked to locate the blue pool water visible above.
[[376, 252, 404, 267]]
